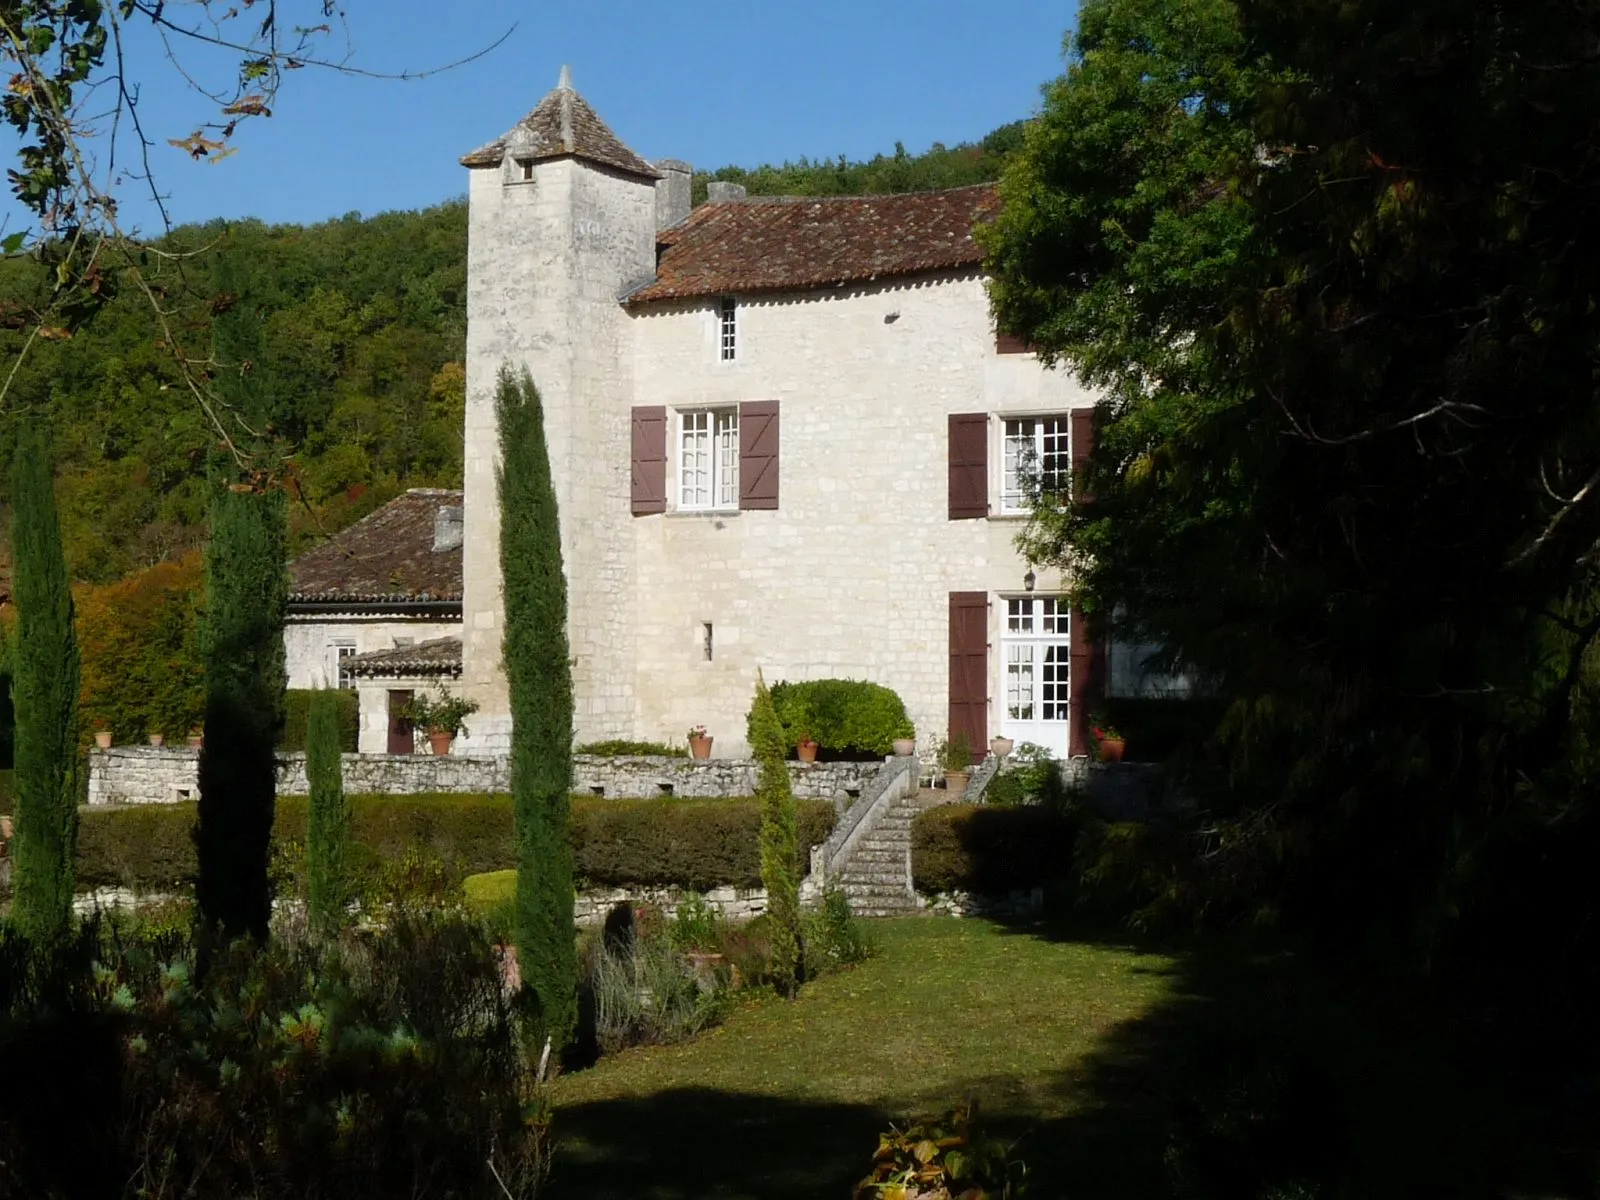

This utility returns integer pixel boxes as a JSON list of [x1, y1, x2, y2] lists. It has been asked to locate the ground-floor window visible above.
[[331, 640, 358, 689], [999, 596, 1071, 757]]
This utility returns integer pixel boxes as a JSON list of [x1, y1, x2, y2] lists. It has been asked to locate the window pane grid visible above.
[[679, 408, 738, 510], [719, 298, 737, 361], [1001, 597, 1070, 724], [1002, 415, 1072, 513]]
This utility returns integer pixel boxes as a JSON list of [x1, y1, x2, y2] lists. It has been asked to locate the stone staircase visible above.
[[835, 788, 944, 917]]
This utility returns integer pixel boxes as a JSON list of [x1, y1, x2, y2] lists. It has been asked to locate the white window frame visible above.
[[677, 406, 740, 511], [1001, 596, 1072, 724], [330, 640, 359, 690], [718, 297, 737, 362], [1000, 414, 1072, 515]]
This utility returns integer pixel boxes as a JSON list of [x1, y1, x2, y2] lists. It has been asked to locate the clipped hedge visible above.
[[75, 794, 837, 894], [911, 804, 1078, 895], [752, 678, 914, 760], [575, 739, 687, 758], [279, 689, 360, 753]]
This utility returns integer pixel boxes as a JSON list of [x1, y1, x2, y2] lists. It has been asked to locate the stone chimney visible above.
[[706, 181, 747, 203], [433, 505, 464, 553], [655, 159, 692, 230]]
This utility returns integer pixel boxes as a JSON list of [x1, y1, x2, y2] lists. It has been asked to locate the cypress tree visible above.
[[9, 420, 80, 941], [194, 265, 288, 944], [497, 366, 578, 1047], [751, 671, 801, 996], [305, 688, 349, 936]]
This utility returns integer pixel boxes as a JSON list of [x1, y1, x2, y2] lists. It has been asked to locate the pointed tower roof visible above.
[[459, 65, 661, 179]]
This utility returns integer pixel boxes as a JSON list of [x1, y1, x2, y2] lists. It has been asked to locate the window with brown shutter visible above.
[[1071, 407, 1095, 502], [1067, 605, 1106, 758], [995, 330, 1031, 354], [738, 400, 779, 510], [948, 413, 988, 520], [948, 591, 990, 754], [631, 406, 667, 515]]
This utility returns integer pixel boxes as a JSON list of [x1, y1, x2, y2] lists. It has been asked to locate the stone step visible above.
[[845, 848, 906, 864], [841, 884, 915, 900], [840, 874, 907, 890]]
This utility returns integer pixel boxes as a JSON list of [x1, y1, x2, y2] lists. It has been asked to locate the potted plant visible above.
[[186, 728, 204, 748], [93, 724, 113, 750], [1091, 715, 1126, 763], [939, 732, 974, 796], [687, 724, 713, 759], [796, 726, 819, 764], [990, 735, 1015, 759], [402, 688, 480, 756], [147, 732, 164, 748], [892, 729, 917, 758]]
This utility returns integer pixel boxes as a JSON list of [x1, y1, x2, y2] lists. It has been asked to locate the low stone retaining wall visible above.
[[85, 747, 879, 806], [921, 887, 1047, 919]]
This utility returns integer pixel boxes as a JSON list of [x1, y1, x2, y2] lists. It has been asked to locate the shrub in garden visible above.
[[802, 884, 875, 975], [911, 804, 1078, 895], [751, 673, 801, 995], [752, 678, 915, 759], [278, 688, 359, 752], [0, 913, 550, 1198], [853, 1102, 1026, 1199], [9, 419, 81, 942], [305, 689, 350, 935], [575, 738, 688, 758], [583, 917, 729, 1055], [498, 365, 578, 1047], [985, 741, 1073, 810], [670, 890, 723, 953]]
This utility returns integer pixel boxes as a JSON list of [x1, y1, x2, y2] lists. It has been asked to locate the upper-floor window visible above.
[[516, 158, 534, 182], [679, 407, 739, 510], [719, 297, 737, 361], [1001, 416, 1071, 513], [331, 640, 359, 690]]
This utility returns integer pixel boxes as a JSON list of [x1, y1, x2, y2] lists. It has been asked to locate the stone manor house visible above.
[[286, 69, 1170, 760]]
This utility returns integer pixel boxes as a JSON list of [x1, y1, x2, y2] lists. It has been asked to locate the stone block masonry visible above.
[[86, 746, 879, 806]]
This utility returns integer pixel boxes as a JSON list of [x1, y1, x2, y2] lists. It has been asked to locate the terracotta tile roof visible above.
[[346, 636, 462, 678], [460, 76, 660, 180], [626, 183, 999, 305], [289, 489, 463, 606]]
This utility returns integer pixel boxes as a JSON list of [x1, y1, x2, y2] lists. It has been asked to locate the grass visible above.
[[463, 869, 514, 911], [550, 919, 1177, 1198], [547, 916, 1600, 1200]]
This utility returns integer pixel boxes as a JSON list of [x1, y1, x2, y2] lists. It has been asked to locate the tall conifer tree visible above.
[[497, 366, 577, 1045], [751, 672, 801, 996], [9, 420, 80, 940], [194, 266, 288, 943], [305, 688, 349, 935]]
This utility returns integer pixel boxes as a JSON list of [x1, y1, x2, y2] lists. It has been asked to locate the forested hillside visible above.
[[0, 121, 1023, 588]]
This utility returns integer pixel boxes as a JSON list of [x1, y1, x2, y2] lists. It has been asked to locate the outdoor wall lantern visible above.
[[1023, 567, 1037, 593]]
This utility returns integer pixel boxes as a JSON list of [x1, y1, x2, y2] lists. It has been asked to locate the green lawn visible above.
[[548, 917, 1600, 1200], [550, 919, 1178, 1198]]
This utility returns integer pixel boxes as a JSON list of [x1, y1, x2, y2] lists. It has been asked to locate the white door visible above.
[[999, 596, 1072, 758]]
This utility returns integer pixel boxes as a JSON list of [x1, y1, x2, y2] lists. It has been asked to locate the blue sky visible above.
[[53, 0, 1075, 234]]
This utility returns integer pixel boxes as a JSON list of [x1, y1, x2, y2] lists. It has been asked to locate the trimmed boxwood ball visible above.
[[73, 794, 837, 895], [750, 679, 915, 760], [910, 804, 1078, 895]]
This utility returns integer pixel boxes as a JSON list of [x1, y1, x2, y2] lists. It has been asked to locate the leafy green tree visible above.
[[985, 0, 1600, 972], [750, 672, 801, 996], [497, 366, 577, 1046], [8, 421, 80, 940], [305, 689, 350, 936], [194, 265, 289, 944]]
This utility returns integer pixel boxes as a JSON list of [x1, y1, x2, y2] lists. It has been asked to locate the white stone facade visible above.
[[285, 615, 462, 691]]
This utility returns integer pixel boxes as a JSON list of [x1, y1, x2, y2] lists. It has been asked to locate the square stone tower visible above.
[[456, 67, 661, 749]]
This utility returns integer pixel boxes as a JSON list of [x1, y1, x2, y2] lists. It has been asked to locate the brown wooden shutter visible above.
[[995, 330, 1030, 354], [948, 591, 989, 755], [1071, 407, 1095, 503], [1068, 607, 1106, 758], [631, 406, 667, 515], [739, 400, 780, 510], [948, 413, 988, 520]]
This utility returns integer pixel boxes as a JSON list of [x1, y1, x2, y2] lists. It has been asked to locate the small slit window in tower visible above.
[[517, 158, 534, 182], [719, 297, 737, 361], [703, 622, 714, 662]]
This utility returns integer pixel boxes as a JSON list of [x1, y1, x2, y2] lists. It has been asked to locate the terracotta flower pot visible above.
[[147, 734, 164, 748], [186, 732, 204, 748], [689, 734, 713, 759], [1097, 737, 1126, 763], [93, 730, 113, 750], [428, 729, 455, 757], [892, 738, 916, 757], [797, 739, 819, 764], [944, 769, 971, 796], [990, 736, 1015, 759]]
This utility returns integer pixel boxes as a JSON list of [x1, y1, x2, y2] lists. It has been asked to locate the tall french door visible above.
[[999, 596, 1072, 758]]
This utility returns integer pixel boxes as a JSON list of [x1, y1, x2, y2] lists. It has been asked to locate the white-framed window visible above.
[[1001, 415, 1072, 514], [1003, 596, 1070, 722], [516, 158, 534, 182], [678, 407, 739, 510], [331, 640, 359, 690], [719, 297, 737, 361]]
